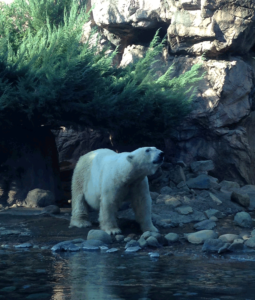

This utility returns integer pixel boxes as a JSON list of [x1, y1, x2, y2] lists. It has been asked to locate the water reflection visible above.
[[0, 249, 255, 300]]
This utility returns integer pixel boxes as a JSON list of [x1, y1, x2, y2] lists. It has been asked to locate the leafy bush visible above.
[[0, 0, 203, 144]]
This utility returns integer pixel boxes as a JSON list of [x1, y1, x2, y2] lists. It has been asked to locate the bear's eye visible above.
[[145, 148, 151, 153]]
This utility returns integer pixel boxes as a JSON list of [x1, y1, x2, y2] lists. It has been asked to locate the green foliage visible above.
[[0, 0, 204, 144]]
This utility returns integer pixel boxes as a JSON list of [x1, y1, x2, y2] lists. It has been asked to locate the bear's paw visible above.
[[69, 219, 92, 228]]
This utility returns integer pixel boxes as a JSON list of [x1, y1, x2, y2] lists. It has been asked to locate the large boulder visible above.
[[25, 189, 55, 208]]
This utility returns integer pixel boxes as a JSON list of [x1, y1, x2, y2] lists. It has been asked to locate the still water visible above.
[[0, 249, 255, 300]]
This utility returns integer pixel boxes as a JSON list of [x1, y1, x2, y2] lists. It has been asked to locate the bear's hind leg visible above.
[[69, 194, 92, 228], [99, 201, 121, 235]]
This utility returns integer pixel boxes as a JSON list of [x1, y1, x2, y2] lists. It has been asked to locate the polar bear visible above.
[[69, 147, 164, 235]]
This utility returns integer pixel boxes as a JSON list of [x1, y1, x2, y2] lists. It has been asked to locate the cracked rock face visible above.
[[168, 0, 255, 56], [53, 0, 255, 186]]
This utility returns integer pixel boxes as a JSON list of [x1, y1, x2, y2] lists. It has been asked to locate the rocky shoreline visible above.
[[1, 160, 255, 258]]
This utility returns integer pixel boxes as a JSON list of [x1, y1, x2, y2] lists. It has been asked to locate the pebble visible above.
[[219, 234, 240, 243], [138, 237, 147, 248], [228, 239, 244, 252], [149, 252, 160, 258], [165, 233, 179, 243], [41, 246, 50, 250], [106, 248, 119, 253], [81, 240, 106, 247], [141, 231, 151, 240], [185, 230, 218, 244], [14, 243, 33, 248], [175, 206, 193, 215], [146, 236, 161, 248], [234, 212, 253, 228], [125, 240, 140, 249], [125, 246, 141, 253], [251, 229, 255, 237], [193, 220, 216, 230], [244, 236, 255, 248], [82, 245, 99, 251], [99, 246, 109, 251]]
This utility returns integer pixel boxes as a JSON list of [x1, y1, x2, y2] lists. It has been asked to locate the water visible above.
[[0, 249, 255, 300]]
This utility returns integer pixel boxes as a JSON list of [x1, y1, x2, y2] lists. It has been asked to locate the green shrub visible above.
[[0, 0, 203, 144]]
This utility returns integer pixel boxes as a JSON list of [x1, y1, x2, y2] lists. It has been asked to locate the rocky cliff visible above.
[[56, 0, 255, 185]]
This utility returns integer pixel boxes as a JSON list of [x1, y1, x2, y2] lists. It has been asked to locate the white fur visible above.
[[69, 147, 163, 235]]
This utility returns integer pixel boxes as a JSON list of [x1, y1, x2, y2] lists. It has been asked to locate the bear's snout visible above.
[[153, 151, 164, 164]]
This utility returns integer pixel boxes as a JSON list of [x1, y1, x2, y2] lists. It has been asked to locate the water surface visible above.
[[0, 249, 255, 300]]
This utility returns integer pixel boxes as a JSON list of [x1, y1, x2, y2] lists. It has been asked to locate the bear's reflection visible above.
[[65, 251, 153, 300]]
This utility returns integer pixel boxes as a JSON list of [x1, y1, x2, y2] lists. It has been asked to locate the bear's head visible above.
[[127, 147, 164, 176]]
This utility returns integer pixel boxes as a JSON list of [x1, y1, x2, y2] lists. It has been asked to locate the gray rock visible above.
[[150, 232, 167, 245], [25, 189, 55, 208], [125, 240, 140, 249], [146, 236, 161, 248], [251, 229, 255, 237], [231, 192, 250, 207], [234, 212, 253, 228], [175, 206, 193, 215], [204, 209, 223, 219], [149, 252, 160, 258], [177, 181, 189, 191], [219, 234, 240, 243], [87, 230, 112, 244], [202, 239, 226, 253], [218, 243, 231, 254], [138, 237, 147, 248], [41, 205, 60, 214], [72, 238, 86, 243], [150, 192, 159, 201], [244, 236, 255, 248], [82, 245, 100, 251], [160, 186, 172, 194], [124, 237, 132, 242], [14, 243, 33, 248], [194, 220, 216, 231], [141, 231, 152, 240], [185, 230, 218, 244], [191, 160, 214, 173], [106, 248, 119, 253], [220, 180, 240, 191], [99, 246, 109, 250], [239, 185, 255, 210], [115, 235, 124, 242], [210, 216, 218, 222], [208, 193, 222, 205], [0, 230, 21, 236], [81, 240, 106, 247], [41, 246, 50, 250], [63, 244, 80, 252], [186, 175, 211, 190], [51, 241, 80, 252], [125, 246, 141, 253], [165, 233, 179, 243], [228, 239, 244, 252], [158, 195, 182, 207]]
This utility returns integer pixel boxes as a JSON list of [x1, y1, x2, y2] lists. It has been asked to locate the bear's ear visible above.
[[127, 155, 134, 163]]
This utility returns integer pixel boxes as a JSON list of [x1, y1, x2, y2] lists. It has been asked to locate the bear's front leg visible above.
[[131, 180, 158, 233], [99, 200, 121, 235], [69, 194, 92, 228]]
